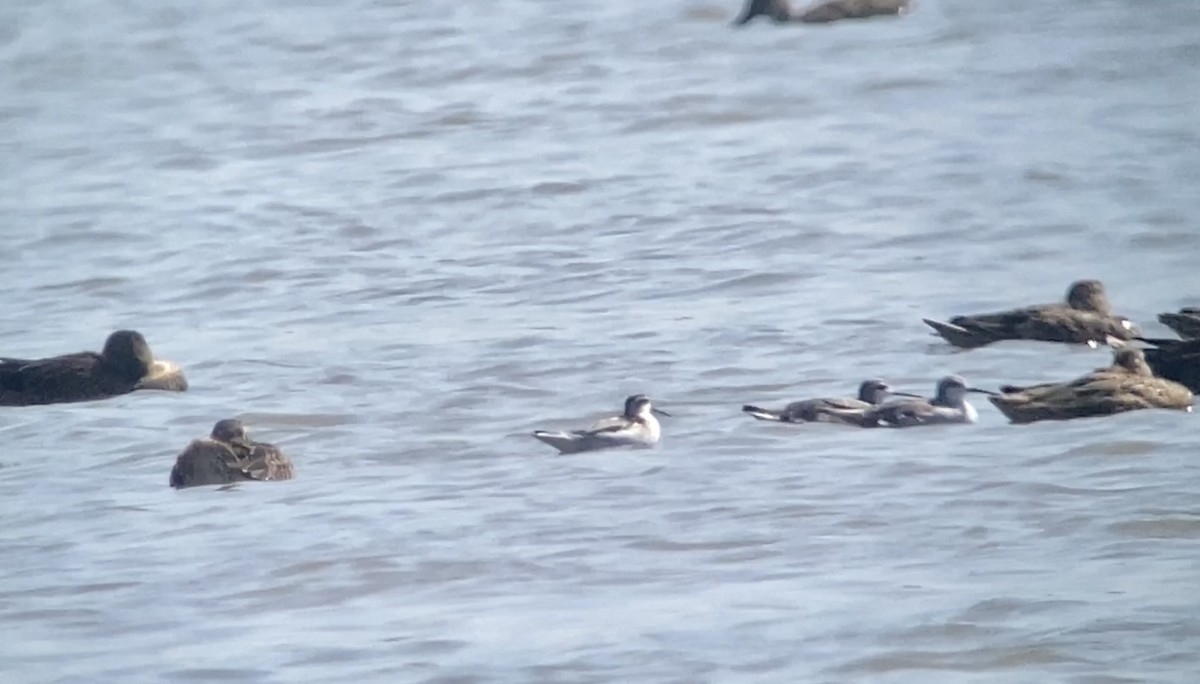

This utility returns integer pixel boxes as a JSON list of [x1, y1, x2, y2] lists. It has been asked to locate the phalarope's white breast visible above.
[[532, 394, 669, 454], [742, 378, 921, 426], [855, 375, 994, 428]]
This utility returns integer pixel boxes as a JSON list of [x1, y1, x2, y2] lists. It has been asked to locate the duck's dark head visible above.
[[733, 0, 792, 25], [211, 418, 250, 446], [101, 330, 155, 380], [1066, 280, 1111, 315], [623, 394, 670, 419], [101, 330, 188, 391]]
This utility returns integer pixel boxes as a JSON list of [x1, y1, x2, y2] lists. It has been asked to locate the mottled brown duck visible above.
[[923, 280, 1138, 349], [988, 348, 1194, 424], [0, 330, 187, 407], [733, 0, 911, 25], [742, 378, 920, 425], [1138, 337, 1200, 393], [169, 419, 295, 489], [1157, 308, 1200, 340]]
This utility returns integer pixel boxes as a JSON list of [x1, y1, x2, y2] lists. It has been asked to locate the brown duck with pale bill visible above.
[[1157, 308, 1200, 340], [1137, 337, 1200, 393], [170, 419, 295, 489], [0, 330, 187, 407], [742, 378, 920, 425], [988, 348, 1194, 424], [922, 280, 1138, 349], [734, 0, 911, 25]]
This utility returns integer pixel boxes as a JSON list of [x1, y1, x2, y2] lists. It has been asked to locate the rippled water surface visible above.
[[3, 0, 1200, 681]]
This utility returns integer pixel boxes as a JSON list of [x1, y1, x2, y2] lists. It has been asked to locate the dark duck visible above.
[[170, 419, 295, 489], [0, 330, 187, 406], [922, 280, 1139, 349], [1137, 336, 1200, 393], [1157, 308, 1200, 340]]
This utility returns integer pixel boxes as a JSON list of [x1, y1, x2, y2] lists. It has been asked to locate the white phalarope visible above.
[[532, 394, 669, 454]]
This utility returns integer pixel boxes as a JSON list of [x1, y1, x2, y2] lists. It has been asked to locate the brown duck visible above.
[[1157, 308, 1200, 340], [923, 280, 1139, 349], [170, 419, 295, 489], [988, 348, 1194, 424], [742, 378, 920, 425], [734, 0, 911, 25], [0, 330, 187, 407], [1138, 337, 1200, 393]]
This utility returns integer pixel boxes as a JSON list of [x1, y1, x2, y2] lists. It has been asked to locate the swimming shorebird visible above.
[[532, 394, 669, 454], [733, 0, 912, 25], [742, 378, 921, 426], [853, 375, 994, 428], [1136, 337, 1200, 393], [1, 330, 188, 406], [170, 419, 295, 489], [1157, 308, 1200, 340], [988, 348, 1194, 424], [922, 280, 1139, 349]]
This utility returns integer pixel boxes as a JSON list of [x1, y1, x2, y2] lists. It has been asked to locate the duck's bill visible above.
[[966, 387, 1000, 397], [651, 407, 671, 417], [1104, 334, 1131, 349], [136, 359, 189, 392], [889, 392, 924, 399]]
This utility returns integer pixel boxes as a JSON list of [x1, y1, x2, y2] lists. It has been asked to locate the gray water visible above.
[[2, 0, 1199, 681]]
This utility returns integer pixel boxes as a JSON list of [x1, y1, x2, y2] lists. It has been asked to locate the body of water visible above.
[[2, 1, 1199, 681]]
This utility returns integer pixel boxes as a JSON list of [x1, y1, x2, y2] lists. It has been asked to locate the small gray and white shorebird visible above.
[[1158, 308, 1200, 340], [922, 280, 1138, 349], [852, 375, 995, 428], [532, 394, 669, 454], [989, 348, 1194, 424], [170, 419, 295, 489], [1138, 336, 1200, 393], [742, 378, 921, 426], [733, 0, 912, 25]]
